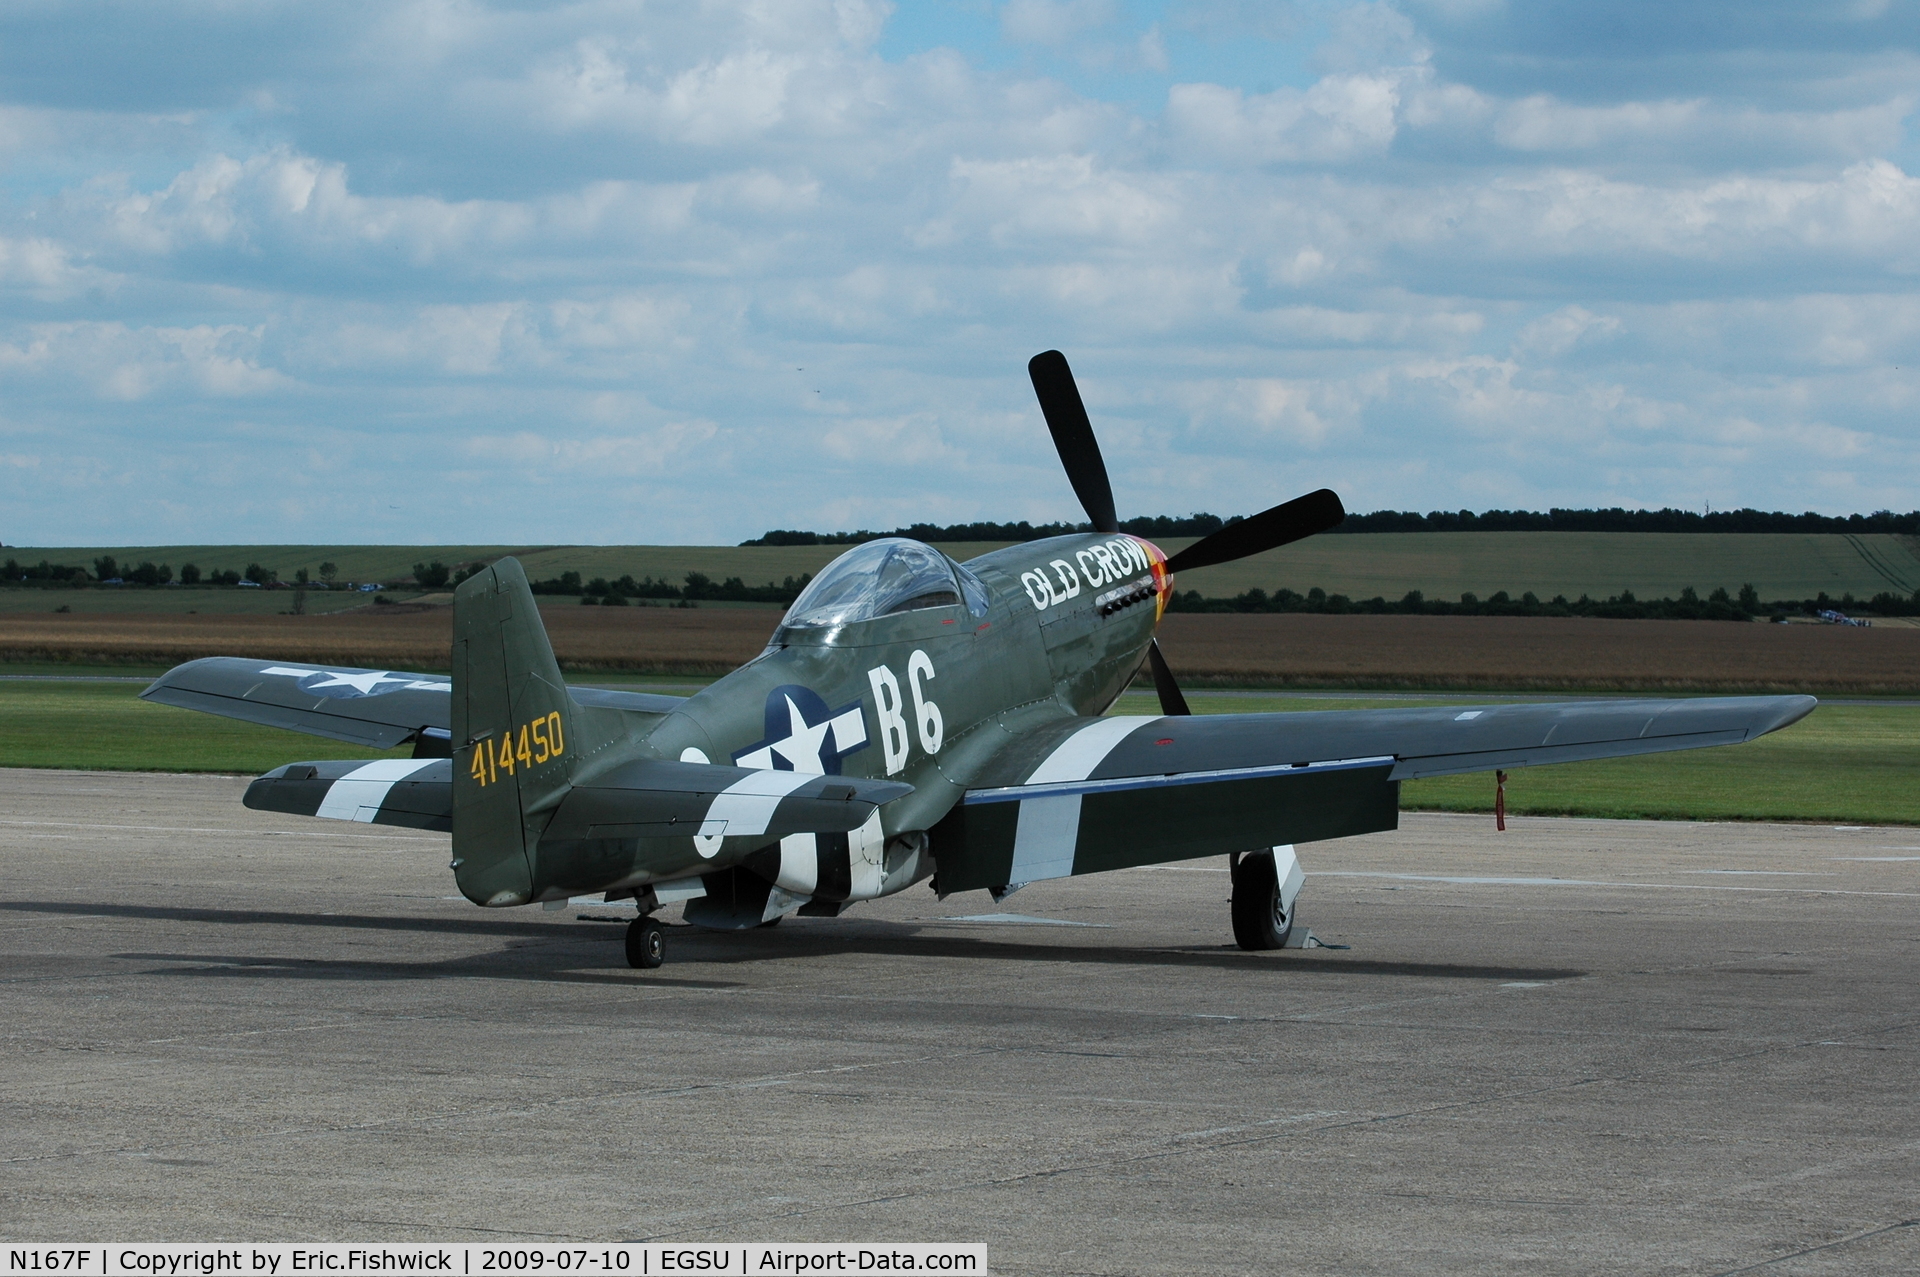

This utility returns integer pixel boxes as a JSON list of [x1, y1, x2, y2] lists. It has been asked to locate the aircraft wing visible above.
[[929, 695, 1816, 894], [140, 657, 685, 752]]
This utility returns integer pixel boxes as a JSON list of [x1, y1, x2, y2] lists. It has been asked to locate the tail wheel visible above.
[[1230, 851, 1293, 951], [626, 916, 666, 969]]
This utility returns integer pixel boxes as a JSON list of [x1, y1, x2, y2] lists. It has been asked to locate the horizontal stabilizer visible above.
[[141, 656, 686, 750], [245, 758, 452, 831], [547, 758, 912, 842], [145, 657, 451, 749]]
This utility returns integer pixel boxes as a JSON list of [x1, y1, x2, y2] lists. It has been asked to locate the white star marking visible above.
[[770, 695, 834, 775], [304, 670, 413, 695]]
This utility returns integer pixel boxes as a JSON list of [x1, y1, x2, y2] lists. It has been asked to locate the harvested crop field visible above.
[[0, 603, 779, 674], [1152, 613, 1920, 692], [3, 605, 1917, 692]]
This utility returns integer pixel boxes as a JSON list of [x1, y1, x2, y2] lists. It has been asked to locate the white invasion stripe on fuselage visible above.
[[1008, 716, 1159, 885], [776, 833, 819, 893], [315, 758, 440, 822]]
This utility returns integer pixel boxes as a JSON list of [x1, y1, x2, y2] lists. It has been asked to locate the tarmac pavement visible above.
[[2, 768, 1917, 1274]]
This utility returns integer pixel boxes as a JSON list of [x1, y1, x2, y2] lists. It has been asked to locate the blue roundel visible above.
[[730, 684, 871, 775]]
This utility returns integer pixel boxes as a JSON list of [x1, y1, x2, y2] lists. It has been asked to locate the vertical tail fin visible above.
[[450, 558, 593, 906]]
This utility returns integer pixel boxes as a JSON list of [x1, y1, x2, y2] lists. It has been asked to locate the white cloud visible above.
[[0, 322, 292, 401], [1001, 0, 1121, 47], [0, 0, 1915, 545], [1513, 306, 1619, 358], [1166, 72, 1407, 164]]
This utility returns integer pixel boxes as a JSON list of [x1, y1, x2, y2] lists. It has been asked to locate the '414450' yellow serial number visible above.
[[469, 711, 565, 786]]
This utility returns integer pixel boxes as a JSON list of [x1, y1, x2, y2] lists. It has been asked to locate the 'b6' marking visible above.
[[867, 650, 942, 776]]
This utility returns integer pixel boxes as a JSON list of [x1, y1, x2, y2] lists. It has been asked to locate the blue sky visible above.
[[0, 0, 1916, 546]]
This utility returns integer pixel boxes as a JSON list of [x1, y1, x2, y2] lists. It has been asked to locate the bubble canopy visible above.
[[781, 538, 987, 629]]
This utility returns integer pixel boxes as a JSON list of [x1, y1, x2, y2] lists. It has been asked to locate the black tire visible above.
[[1230, 851, 1293, 951], [626, 917, 666, 969]]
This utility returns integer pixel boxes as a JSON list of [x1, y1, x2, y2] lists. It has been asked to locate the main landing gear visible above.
[[625, 915, 665, 969], [1231, 846, 1304, 950]]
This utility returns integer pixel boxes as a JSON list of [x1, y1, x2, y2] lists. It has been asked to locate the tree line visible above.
[[528, 570, 814, 605], [744, 507, 1920, 544], [2, 555, 485, 590], [743, 514, 1234, 545]]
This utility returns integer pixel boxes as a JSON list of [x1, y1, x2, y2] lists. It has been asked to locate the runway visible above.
[[3, 768, 1917, 1274]]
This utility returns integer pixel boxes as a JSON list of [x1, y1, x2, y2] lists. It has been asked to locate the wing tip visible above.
[[1766, 694, 1819, 735]]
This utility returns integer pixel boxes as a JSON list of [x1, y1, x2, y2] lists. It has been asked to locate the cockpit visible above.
[[781, 538, 990, 629]]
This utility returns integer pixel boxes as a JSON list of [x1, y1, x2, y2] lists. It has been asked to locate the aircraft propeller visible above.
[[1027, 349, 1347, 717], [1027, 349, 1119, 535]]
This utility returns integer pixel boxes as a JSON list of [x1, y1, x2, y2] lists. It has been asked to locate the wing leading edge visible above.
[[929, 695, 1816, 894]]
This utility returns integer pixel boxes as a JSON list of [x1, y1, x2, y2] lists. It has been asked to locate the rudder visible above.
[[450, 558, 598, 905]]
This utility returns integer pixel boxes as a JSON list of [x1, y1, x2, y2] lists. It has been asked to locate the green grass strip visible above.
[[1110, 693, 1919, 825], [0, 680, 410, 772], [4, 681, 1915, 826]]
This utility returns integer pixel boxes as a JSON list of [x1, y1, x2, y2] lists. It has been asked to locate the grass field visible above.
[[0, 679, 415, 772], [1151, 612, 1920, 693], [4, 678, 1914, 825], [1176, 530, 1920, 603], [13, 531, 1920, 606], [1116, 693, 1919, 825]]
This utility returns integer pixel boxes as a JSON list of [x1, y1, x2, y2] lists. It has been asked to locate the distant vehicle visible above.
[[101, 577, 124, 585], [359, 583, 383, 592], [237, 580, 260, 588], [1818, 609, 1870, 627]]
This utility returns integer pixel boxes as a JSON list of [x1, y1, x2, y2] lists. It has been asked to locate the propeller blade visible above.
[[1163, 488, 1345, 575], [1029, 349, 1118, 534], [1146, 638, 1191, 717]]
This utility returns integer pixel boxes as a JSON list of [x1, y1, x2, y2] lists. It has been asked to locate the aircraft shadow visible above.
[[111, 951, 739, 991], [11, 900, 1586, 983], [2, 899, 585, 938], [667, 925, 1588, 982]]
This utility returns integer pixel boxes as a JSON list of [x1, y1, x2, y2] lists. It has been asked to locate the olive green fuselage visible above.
[[518, 533, 1170, 903]]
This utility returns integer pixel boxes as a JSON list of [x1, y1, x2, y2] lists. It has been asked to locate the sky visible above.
[[1, 0, 1917, 547]]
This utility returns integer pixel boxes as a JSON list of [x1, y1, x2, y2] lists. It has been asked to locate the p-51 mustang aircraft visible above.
[[144, 352, 1814, 968]]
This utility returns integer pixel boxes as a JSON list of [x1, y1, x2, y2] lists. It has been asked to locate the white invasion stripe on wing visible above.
[[705, 769, 815, 838], [1026, 715, 1159, 784], [315, 758, 440, 823], [1009, 716, 1159, 885]]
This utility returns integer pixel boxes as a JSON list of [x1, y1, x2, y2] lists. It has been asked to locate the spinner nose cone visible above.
[[1133, 537, 1174, 619]]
